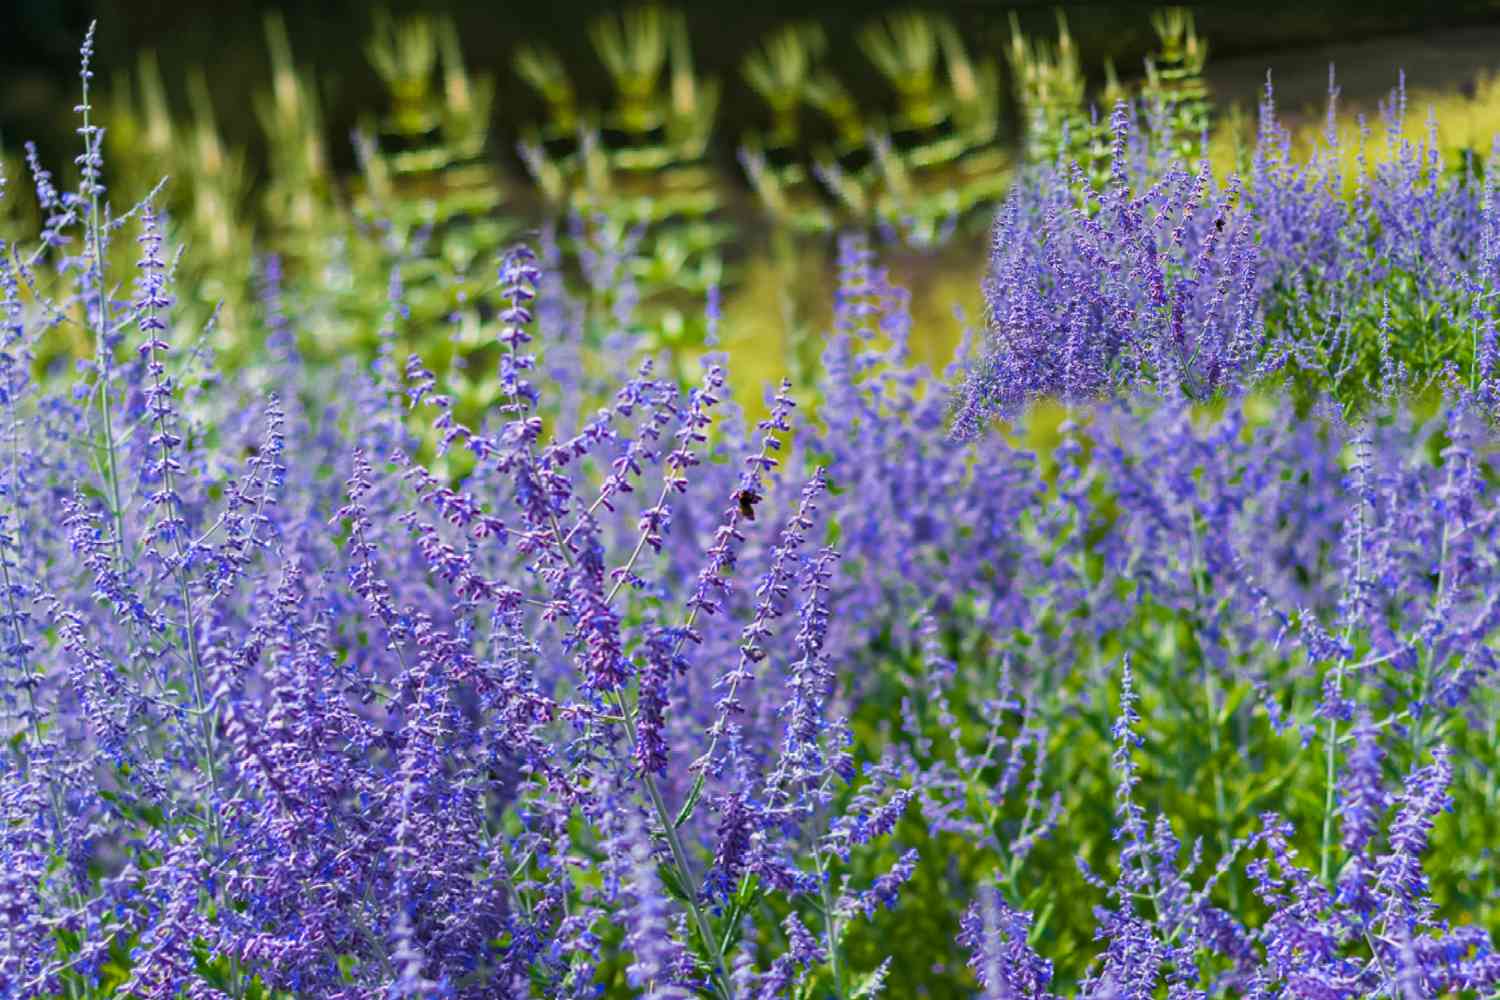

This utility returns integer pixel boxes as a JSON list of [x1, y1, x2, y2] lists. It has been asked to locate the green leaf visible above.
[[54, 926, 81, 955], [674, 774, 705, 828], [1216, 680, 1253, 727], [1027, 898, 1056, 947], [528, 960, 554, 995], [657, 861, 692, 905], [717, 872, 761, 954]]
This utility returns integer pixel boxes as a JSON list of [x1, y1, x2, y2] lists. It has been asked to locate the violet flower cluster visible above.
[[958, 72, 1500, 431]]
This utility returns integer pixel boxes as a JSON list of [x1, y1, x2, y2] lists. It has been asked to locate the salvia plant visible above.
[[3, 20, 1500, 1000], [959, 70, 1500, 429]]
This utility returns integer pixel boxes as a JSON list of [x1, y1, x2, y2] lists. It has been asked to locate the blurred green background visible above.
[[9, 1, 1500, 419], [8, 2, 1500, 172]]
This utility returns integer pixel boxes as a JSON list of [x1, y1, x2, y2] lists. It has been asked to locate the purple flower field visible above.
[[4, 21, 1500, 1000]]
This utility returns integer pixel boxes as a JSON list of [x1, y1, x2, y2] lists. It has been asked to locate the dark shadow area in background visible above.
[[4, 0, 1498, 176]]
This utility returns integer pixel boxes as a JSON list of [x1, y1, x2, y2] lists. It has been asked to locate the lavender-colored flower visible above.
[[959, 884, 1056, 1000]]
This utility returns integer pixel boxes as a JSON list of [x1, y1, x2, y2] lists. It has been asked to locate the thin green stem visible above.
[[1320, 428, 1366, 885], [813, 845, 847, 999], [1411, 497, 1452, 765], [609, 690, 736, 999], [79, 70, 127, 569], [1000, 787, 1037, 895], [1318, 653, 1350, 885], [1186, 510, 1239, 907], [604, 474, 674, 605]]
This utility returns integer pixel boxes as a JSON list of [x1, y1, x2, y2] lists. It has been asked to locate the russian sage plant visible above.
[[2, 26, 1500, 1000]]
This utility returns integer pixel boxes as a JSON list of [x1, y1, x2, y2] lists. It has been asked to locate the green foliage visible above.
[[1006, 10, 1089, 166], [1143, 7, 1212, 160]]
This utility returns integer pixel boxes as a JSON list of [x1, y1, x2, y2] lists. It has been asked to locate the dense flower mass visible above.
[[2, 29, 1500, 1000], [957, 76, 1500, 431]]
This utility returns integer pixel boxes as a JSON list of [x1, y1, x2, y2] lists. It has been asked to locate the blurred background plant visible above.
[[10, 2, 1500, 410]]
